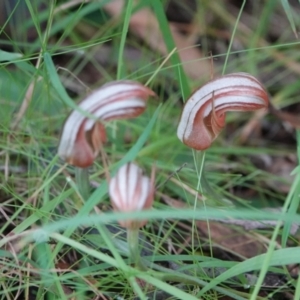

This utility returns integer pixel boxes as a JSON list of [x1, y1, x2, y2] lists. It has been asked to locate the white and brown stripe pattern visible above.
[[109, 163, 154, 229], [58, 81, 155, 167], [177, 72, 269, 150]]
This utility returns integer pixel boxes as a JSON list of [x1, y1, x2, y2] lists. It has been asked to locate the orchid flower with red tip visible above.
[[177, 72, 269, 150], [109, 163, 154, 229], [58, 81, 155, 167]]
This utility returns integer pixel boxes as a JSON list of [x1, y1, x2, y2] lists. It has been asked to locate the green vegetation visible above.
[[1, 0, 300, 299]]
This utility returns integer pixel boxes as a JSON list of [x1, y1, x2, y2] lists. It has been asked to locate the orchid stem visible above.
[[127, 228, 147, 271], [149, 270, 204, 286], [75, 167, 90, 200], [201, 170, 223, 203], [194, 151, 224, 205]]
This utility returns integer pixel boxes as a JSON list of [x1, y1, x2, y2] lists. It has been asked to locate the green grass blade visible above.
[[117, 0, 134, 79], [12, 189, 74, 234], [20, 208, 300, 241], [282, 130, 300, 245], [150, 0, 190, 100], [138, 273, 199, 300], [281, 0, 299, 38], [0, 49, 22, 61], [24, 0, 43, 42], [43, 52, 83, 111], [222, 0, 246, 74], [197, 247, 300, 296], [43, 52, 100, 120], [50, 232, 119, 268]]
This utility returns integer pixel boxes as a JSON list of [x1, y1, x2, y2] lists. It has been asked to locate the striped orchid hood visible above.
[[58, 81, 155, 167], [109, 162, 154, 229], [177, 72, 269, 150]]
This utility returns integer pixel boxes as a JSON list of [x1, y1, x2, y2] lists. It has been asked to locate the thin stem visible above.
[[75, 167, 90, 200], [222, 0, 246, 75], [192, 150, 220, 202], [117, 0, 134, 80], [191, 150, 205, 256], [201, 170, 223, 203], [127, 228, 147, 271], [145, 47, 177, 86], [146, 268, 247, 300], [196, 151, 215, 277]]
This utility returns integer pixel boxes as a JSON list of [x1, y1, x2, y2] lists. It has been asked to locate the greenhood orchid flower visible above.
[[109, 163, 154, 229], [58, 81, 155, 167], [177, 72, 269, 150]]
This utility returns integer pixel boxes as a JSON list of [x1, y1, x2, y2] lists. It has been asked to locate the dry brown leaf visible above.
[[262, 155, 296, 193], [103, 0, 211, 80], [239, 110, 267, 143], [196, 221, 265, 258], [160, 193, 266, 258], [269, 103, 300, 129]]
